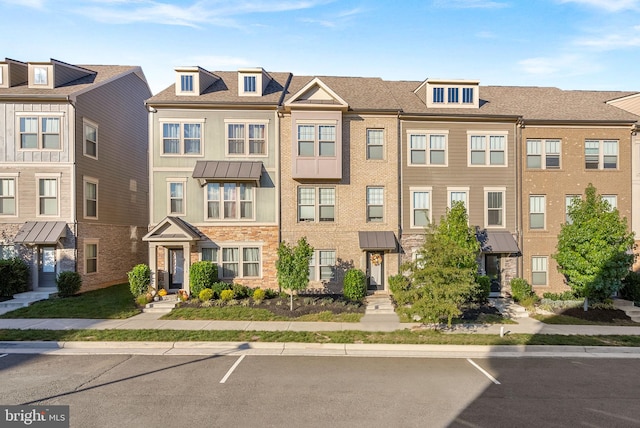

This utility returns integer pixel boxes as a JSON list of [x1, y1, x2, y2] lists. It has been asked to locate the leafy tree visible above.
[[402, 202, 480, 326], [276, 237, 314, 311], [553, 184, 635, 308]]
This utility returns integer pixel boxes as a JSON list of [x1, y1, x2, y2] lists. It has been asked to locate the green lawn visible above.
[[0, 283, 140, 319], [162, 306, 363, 322]]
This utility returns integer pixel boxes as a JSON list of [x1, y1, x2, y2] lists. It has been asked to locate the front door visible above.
[[38, 246, 56, 288], [168, 248, 184, 290], [367, 251, 384, 291], [485, 254, 501, 295]]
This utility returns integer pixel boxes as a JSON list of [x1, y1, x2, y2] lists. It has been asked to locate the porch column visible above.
[[149, 243, 158, 290], [183, 242, 191, 295]]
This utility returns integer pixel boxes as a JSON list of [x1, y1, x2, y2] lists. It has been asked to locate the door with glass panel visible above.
[[168, 249, 184, 290], [38, 246, 56, 288]]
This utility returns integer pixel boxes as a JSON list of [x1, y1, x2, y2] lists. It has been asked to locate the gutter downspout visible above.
[[516, 117, 524, 280], [397, 110, 403, 279], [68, 95, 78, 275]]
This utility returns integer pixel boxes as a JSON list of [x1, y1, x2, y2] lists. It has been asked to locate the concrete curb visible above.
[[3, 341, 640, 358]]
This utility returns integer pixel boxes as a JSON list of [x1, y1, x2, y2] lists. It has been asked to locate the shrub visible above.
[[128, 264, 151, 297], [542, 291, 576, 301], [220, 289, 234, 301], [510, 278, 535, 303], [472, 275, 491, 304], [621, 271, 640, 303], [343, 268, 366, 302], [232, 284, 251, 299], [135, 294, 150, 306], [388, 274, 412, 306], [199, 288, 214, 302], [211, 282, 232, 299], [518, 294, 539, 309], [56, 271, 82, 297], [0, 257, 29, 297], [264, 288, 279, 299], [189, 261, 217, 297], [253, 288, 266, 303]]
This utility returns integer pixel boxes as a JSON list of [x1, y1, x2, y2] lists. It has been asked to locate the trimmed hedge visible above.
[[621, 271, 640, 303], [343, 268, 366, 302], [510, 278, 536, 303], [189, 261, 218, 297], [56, 271, 82, 297], [128, 264, 151, 297], [0, 257, 29, 297]]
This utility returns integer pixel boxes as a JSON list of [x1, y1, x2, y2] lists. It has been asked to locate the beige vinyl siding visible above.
[[401, 120, 518, 231], [74, 72, 151, 226]]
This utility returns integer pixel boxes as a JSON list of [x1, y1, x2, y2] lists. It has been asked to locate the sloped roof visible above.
[[358, 231, 397, 250], [147, 71, 292, 105], [192, 160, 262, 181], [14, 221, 67, 245]]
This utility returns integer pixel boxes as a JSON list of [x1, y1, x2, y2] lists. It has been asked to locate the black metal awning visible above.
[[192, 160, 262, 183], [476, 230, 520, 254], [358, 231, 397, 250], [13, 221, 67, 245]]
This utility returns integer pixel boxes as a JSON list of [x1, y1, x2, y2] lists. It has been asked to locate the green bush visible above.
[[264, 288, 279, 299], [211, 282, 232, 299], [253, 288, 266, 303], [128, 264, 151, 297], [232, 284, 251, 299], [343, 268, 366, 301], [220, 289, 234, 301], [198, 288, 214, 302], [56, 271, 82, 297], [542, 291, 577, 301], [0, 257, 29, 297], [135, 294, 150, 306], [621, 271, 640, 303], [388, 274, 412, 306], [510, 278, 535, 302], [473, 275, 491, 304], [189, 261, 217, 297]]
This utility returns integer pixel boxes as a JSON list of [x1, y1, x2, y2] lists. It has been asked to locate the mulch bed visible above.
[[556, 307, 634, 323], [458, 304, 502, 321]]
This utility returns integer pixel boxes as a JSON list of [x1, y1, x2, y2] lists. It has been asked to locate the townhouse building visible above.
[[0, 58, 151, 291], [144, 67, 290, 293]]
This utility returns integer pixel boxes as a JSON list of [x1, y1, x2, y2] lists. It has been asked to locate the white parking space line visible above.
[[0, 354, 7, 358], [220, 355, 246, 384], [466, 358, 500, 385]]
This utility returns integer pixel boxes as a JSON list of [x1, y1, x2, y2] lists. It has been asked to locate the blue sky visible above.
[[1, 0, 639, 94]]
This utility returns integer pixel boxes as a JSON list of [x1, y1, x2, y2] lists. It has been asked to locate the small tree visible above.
[[128, 264, 151, 297], [343, 268, 366, 302], [553, 184, 635, 309], [189, 261, 217, 296], [276, 237, 314, 311], [56, 271, 82, 297]]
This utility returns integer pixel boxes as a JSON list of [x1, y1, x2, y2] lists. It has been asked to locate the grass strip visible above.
[[161, 307, 363, 322], [2, 329, 640, 346]]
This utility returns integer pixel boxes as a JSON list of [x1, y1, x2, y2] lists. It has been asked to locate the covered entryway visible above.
[[168, 248, 185, 290], [13, 221, 67, 290], [38, 246, 57, 288], [476, 229, 521, 297], [358, 231, 397, 292]]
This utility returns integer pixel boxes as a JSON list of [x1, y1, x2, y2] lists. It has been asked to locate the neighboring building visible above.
[[390, 79, 521, 296], [144, 67, 290, 293], [279, 76, 402, 293], [0, 58, 151, 291]]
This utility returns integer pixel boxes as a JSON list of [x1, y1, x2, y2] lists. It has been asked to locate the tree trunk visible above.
[[584, 297, 589, 312], [290, 291, 293, 311]]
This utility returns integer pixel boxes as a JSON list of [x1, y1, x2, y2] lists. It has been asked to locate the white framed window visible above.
[[485, 188, 505, 227], [309, 250, 336, 281], [0, 245, 16, 260], [462, 87, 474, 104], [205, 182, 254, 220], [526, 139, 560, 169], [18, 115, 62, 150], [366, 187, 384, 222], [531, 256, 548, 286], [296, 123, 336, 157], [167, 180, 186, 215], [0, 177, 16, 216], [433, 87, 444, 103], [565, 195, 580, 224], [297, 187, 335, 222], [367, 129, 384, 160], [529, 195, 545, 230], [244, 75, 256, 93], [585, 140, 618, 169], [448, 87, 459, 103], [83, 120, 98, 159], [84, 177, 98, 219], [85, 241, 98, 274], [225, 121, 267, 156], [37, 177, 58, 216], [221, 246, 261, 278], [181, 75, 194, 92], [602, 195, 617, 211], [468, 132, 508, 166], [448, 187, 469, 211], [410, 187, 431, 228], [161, 121, 203, 156], [408, 131, 448, 166], [34, 67, 48, 85]]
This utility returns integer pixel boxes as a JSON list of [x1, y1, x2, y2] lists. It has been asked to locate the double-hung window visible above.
[[408, 132, 447, 165], [34, 67, 48, 85], [309, 250, 336, 281], [585, 140, 618, 169], [19, 116, 61, 150], [529, 195, 545, 230], [602, 195, 617, 211], [448, 188, 469, 212], [226, 122, 267, 155], [85, 242, 98, 274], [565, 195, 580, 224], [84, 178, 98, 219], [84, 121, 98, 158], [168, 181, 185, 215], [162, 121, 202, 155], [410, 188, 431, 227], [366, 187, 384, 222], [531, 256, 548, 286], [0, 178, 16, 216], [486, 189, 505, 227], [38, 178, 58, 216], [367, 129, 384, 160], [221, 246, 260, 278], [206, 183, 254, 220], [469, 132, 507, 166], [527, 139, 560, 169], [297, 187, 335, 222]]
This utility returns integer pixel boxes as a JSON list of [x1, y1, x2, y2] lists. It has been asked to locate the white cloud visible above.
[[557, 0, 640, 12], [517, 54, 602, 77], [0, 0, 46, 9], [298, 6, 364, 28], [574, 28, 640, 49], [432, 0, 510, 9]]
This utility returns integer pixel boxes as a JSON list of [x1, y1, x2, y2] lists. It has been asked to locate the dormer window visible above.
[[181, 75, 194, 92], [433, 87, 444, 103], [463, 87, 474, 103], [422, 79, 480, 109], [244, 76, 256, 93], [34, 67, 48, 85], [448, 88, 459, 103]]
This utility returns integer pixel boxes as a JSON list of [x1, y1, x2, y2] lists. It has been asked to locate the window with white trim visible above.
[[410, 188, 431, 228], [297, 187, 335, 222], [226, 122, 266, 155], [366, 187, 384, 222], [84, 121, 98, 159], [38, 178, 58, 216], [462, 87, 474, 103], [201, 247, 218, 263], [205, 183, 254, 220], [84, 178, 98, 219], [485, 189, 505, 227], [181, 75, 194, 92], [19, 116, 61, 150], [526, 139, 560, 169], [529, 195, 545, 230], [221, 246, 260, 278], [297, 124, 336, 157], [309, 250, 336, 281], [244, 76, 256, 93], [34, 67, 48, 85], [565, 195, 579, 224], [408, 132, 448, 166], [433, 87, 444, 103], [448, 87, 459, 103], [468, 133, 507, 166], [168, 181, 185, 215], [161, 121, 202, 155], [0, 245, 16, 260], [531, 256, 547, 286], [0, 178, 16, 216], [448, 188, 469, 211], [602, 195, 617, 211], [85, 242, 98, 274], [585, 140, 618, 169], [367, 129, 384, 160]]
